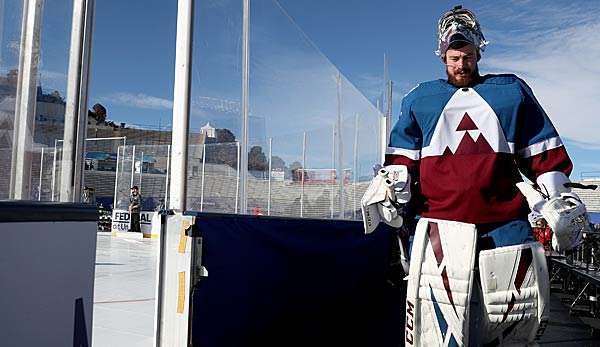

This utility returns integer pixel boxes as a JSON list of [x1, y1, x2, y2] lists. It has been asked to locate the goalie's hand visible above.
[[517, 182, 590, 252], [361, 165, 410, 234]]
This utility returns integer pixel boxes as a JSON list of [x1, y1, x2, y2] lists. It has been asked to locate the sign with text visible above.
[[111, 209, 155, 233]]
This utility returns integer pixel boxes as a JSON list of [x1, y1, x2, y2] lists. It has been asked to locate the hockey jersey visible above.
[[385, 74, 572, 224]]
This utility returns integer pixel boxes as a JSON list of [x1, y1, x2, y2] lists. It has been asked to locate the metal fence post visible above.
[[235, 142, 241, 213], [239, 0, 250, 214], [164, 144, 170, 207], [112, 146, 121, 210], [139, 150, 144, 194], [353, 113, 359, 220], [167, 0, 193, 211], [300, 132, 306, 217], [51, 140, 58, 201], [130, 145, 136, 190], [336, 71, 344, 219], [267, 137, 272, 215], [60, 0, 95, 202], [380, 110, 387, 165], [9, 0, 43, 199], [38, 147, 44, 200], [200, 143, 206, 211], [156, 3, 194, 344], [330, 124, 335, 218]]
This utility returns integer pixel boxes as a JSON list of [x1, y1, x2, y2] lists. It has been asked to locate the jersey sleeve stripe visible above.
[[384, 154, 419, 171], [517, 136, 563, 158], [519, 146, 573, 179], [386, 146, 421, 160]]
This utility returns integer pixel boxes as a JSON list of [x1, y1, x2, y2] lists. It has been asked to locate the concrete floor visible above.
[[91, 231, 600, 346], [538, 293, 600, 346]]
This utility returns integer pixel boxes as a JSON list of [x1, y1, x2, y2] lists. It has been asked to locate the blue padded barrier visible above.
[[185, 212, 405, 347]]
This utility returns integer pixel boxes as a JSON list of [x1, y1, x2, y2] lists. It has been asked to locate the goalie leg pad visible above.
[[405, 218, 478, 346], [478, 242, 550, 345]]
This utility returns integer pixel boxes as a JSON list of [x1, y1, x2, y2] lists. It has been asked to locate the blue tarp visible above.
[[187, 213, 405, 347], [589, 212, 600, 224], [85, 151, 156, 162], [85, 151, 113, 160]]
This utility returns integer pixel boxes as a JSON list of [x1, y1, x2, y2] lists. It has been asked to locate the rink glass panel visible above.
[[186, 0, 243, 211], [184, 0, 383, 220], [247, 0, 382, 219], [110, 144, 171, 212], [0, 0, 74, 201], [0, 1, 23, 199]]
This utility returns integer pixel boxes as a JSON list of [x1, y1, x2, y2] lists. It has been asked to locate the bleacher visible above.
[[15, 144, 600, 216], [0, 149, 11, 200], [83, 163, 600, 216], [80, 161, 369, 220], [573, 179, 600, 212], [186, 163, 369, 219]]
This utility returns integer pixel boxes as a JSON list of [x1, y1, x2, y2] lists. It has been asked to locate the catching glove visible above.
[[517, 172, 592, 252]]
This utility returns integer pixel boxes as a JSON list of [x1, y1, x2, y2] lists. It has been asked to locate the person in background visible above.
[[129, 186, 142, 233], [533, 218, 552, 251]]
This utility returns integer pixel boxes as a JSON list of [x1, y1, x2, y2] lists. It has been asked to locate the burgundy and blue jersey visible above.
[[385, 74, 572, 224]]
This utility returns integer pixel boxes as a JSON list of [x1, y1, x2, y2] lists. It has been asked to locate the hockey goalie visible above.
[[361, 6, 592, 346]]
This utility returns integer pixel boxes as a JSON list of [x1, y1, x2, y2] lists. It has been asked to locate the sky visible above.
[[20, 0, 600, 178], [273, 0, 600, 180]]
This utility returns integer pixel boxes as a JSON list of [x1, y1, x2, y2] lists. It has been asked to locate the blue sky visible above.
[[47, 0, 600, 178]]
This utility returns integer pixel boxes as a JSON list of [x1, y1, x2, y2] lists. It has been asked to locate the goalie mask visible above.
[[436, 5, 488, 58]]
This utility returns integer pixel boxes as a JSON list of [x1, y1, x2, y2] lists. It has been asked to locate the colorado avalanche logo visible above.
[[446, 112, 495, 155], [422, 88, 514, 158]]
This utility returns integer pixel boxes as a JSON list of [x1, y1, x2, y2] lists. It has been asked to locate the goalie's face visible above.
[[445, 44, 479, 87]]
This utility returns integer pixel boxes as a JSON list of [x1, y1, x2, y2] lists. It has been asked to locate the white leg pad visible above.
[[405, 218, 478, 347], [478, 243, 550, 345]]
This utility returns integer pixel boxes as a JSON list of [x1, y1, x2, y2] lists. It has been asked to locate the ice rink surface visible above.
[[90, 231, 600, 346], [93, 233, 158, 347]]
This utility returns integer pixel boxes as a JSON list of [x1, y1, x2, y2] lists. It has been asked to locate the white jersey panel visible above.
[[421, 88, 513, 158]]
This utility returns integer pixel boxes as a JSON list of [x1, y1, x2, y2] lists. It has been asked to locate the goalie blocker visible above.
[[405, 218, 549, 346], [360, 165, 411, 234]]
